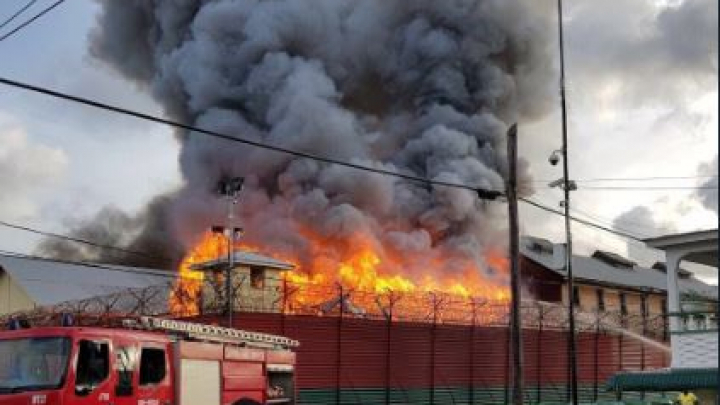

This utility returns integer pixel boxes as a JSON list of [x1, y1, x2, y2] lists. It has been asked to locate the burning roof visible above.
[[190, 251, 295, 272]]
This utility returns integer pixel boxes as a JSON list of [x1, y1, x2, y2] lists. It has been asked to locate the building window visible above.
[[596, 289, 605, 312], [620, 293, 628, 316], [250, 267, 265, 289], [139, 348, 166, 385], [572, 286, 580, 306], [641, 295, 648, 318]]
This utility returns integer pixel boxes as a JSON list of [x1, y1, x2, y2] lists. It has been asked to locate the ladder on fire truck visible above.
[[4, 311, 299, 350], [123, 316, 300, 350]]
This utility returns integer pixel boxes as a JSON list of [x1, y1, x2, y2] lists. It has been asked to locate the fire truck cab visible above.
[[0, 317, 298, 405]]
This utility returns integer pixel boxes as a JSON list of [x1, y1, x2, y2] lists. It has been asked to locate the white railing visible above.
[[669, 311, 719, 369]]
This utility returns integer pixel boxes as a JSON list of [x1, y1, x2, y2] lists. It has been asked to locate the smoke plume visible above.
[[37, 195, 184, 269], [51, 1, 555, 284]]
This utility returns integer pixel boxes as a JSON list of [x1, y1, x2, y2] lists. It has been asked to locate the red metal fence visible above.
[[190, 311, 669, 404], [3, 279, 671, 404]]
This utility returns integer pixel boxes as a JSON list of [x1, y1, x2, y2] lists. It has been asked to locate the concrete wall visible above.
[[0, 270, 35, 314], [671, 332, 719, 368], [233, 266, 284, 312], [201, 265, 285, 313]]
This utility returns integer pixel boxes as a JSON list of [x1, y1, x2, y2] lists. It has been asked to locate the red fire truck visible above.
[[0, 316, 298, 405]]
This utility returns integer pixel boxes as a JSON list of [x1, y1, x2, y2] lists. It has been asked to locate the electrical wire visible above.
[[0, 0, 38, 32], [532, 175, 716, 184], [573, 175, 716, 183], [576, 186, 717, 191], [0, 0, 65, 43], [1, 198, 652, 275], [519, 197, 644, 242], [0, 76, 504, 199], [0, 249, 180, 279], [0, 219, 173, 263], [568, 207, 655, 239], [569, 204, 682, 240], [1, 196, 654, 283]]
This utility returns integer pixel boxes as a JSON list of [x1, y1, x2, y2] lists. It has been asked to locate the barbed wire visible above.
[[1, 276, 670, 339]]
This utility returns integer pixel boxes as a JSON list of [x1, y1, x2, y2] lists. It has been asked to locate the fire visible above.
[[171, 230, 511, 319], [169, 232, 227, 316]]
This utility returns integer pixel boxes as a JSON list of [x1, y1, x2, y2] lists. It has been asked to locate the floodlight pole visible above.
[[226, 193, 238, 328], [218, 177, 244, 329], [557, 1, 579, 403]]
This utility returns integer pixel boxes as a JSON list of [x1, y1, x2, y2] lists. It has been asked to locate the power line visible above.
[[0, 76, 504, 199], [519, 197, 644, 242], [0, 0, 38, 32], [532, 175, 716, 184], [569, 205, 679, 239], [0, 0, 65, 43], [0, 199, 652, 281], [576, 186, 717, 191], [0, 249, 180, 280], [568, 207, 654, 239], [574, 175, 716, 182], [0, 219, 173, 264]]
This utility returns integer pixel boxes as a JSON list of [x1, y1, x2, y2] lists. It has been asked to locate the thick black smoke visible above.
[[37, 195, 183, 269], [45, 1, 555, 283]]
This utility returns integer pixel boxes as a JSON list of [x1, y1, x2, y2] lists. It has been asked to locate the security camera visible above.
[[548, 150, 561, 166]]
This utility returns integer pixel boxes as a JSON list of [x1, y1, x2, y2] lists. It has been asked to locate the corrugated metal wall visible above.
[[196, 312, 670, 404]]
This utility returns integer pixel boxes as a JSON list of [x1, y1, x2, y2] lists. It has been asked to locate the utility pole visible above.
[[506, 123, 524, 405], [557, 1, 579, 403]]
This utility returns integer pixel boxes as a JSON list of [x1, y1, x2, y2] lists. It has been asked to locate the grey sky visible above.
[[0, 0, 716, 284]]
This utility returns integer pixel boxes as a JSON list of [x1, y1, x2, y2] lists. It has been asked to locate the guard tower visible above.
[[191, 252, 294, 314]]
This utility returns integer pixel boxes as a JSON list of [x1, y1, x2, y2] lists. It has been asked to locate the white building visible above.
[[609, 229, 718, 404]]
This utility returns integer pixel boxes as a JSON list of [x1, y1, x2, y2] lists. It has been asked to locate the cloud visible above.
[[612, 205, 676, 238], [566, 0, 717, 108], [695, 155, 718, 214], [0, 123, 68, 219]]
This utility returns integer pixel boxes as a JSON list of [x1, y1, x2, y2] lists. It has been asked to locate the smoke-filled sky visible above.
[[0, 0, 716, 284]]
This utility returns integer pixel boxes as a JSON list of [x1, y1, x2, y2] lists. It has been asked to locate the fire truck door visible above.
[[136, 344, 173, 405], [113, 343, 139, 405], [68, 339, 115, 405]]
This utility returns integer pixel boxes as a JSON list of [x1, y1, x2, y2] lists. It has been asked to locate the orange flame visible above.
[[171, 229, 510, 317], [169, 232, 226, 316]]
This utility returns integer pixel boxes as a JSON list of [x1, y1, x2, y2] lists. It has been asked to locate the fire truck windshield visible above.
[[0, 337, 71, 394]]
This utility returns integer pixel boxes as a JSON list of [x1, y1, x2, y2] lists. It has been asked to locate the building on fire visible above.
[[1, 234, 717, 403], [2, 239, 716, 319], [191, 251, 295, 313]]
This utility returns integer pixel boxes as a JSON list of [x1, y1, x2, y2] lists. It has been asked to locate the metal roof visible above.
[[190, 251, 295, 271], [607, 368, 719, 391], [521, 237, 718, 300], [643, 229, 718, 249], [643, 229, 718, 267], [0, 253, 173, 306]]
